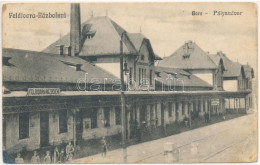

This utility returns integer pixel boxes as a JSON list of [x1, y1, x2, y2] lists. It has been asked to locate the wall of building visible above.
[[3, 110, 76, 153], [4, 92, 248, 154], [81, 107, 121, 140], [92, 44, 156, 91], [213, 63, 224, 90], [135, 42, 155, 91], [4, 112, 40, 153], [189, 70, 214, 86], [95, 62, 120, 79], [49, 110, 74, 145], [223, 80, 238, 91], [225, 97, 247, 113], [193, 73, 213, 86]]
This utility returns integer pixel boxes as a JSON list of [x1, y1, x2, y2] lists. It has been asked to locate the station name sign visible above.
[[27, 88, 60, 96], [211, 99, 219, 105]]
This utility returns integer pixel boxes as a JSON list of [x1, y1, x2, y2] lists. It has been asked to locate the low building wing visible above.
[[3, 48, 117, 86], [154, 66, 212, 90]]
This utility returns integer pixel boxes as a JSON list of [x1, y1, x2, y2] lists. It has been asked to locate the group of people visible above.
[[15, 142, 75, 164], [53, 142, 75, 163]]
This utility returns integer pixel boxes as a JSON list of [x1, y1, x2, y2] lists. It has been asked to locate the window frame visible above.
[[19, 112, 30, 140], [91, 109, 98, 129], [115, 107, 121, 125], [59, 110, 68, 134], [129, 67, 133, 85]]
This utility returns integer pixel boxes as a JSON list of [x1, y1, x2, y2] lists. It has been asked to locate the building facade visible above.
[[4, 90, 250, 153], [157, 41, 224, 90], [2, 4, 254, 159]]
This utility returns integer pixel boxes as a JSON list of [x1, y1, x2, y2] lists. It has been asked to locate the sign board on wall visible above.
[[211, 99, 220, 105], [27, 88, 60, 96]]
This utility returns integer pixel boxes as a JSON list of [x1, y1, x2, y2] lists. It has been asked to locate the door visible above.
[[40, 111, 49, 147], [76, 110, 83, 143], [161, 103, 164, 126]]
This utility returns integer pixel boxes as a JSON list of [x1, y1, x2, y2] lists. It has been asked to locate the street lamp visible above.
[[120, 32, 128, 163]]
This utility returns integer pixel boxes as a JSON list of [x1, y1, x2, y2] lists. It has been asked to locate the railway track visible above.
[[137, 127, 232, 162]]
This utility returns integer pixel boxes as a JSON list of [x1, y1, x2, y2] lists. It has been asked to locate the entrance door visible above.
[[40, 111, 49, 147], [161, 103, 164, 126]]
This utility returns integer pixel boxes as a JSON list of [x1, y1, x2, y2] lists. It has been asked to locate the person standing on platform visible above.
[[59, 149, 66, 163], [101, 137, 108, 157], [66, 142, 74, 161], [31, 151, 40, 164], [53, 147, 60, 163], [43, 151, 51, 163], [15, 153, 24, 164]]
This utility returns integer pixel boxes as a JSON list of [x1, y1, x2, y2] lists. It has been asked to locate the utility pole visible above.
[[73, 109, 77, 150], [120, 35, 127, 163]]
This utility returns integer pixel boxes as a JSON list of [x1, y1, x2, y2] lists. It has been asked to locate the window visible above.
[[115, 107, 121, 125], [168, 103, 172, 117], [141, 55, 145, 60], [84, 108, 97, 129], [140, 68, 146, 85], [150, 70, 153, 85], [104, 108, 110, 127], [129, 67, 133, 85], [91, 109, 98, 128], [182, 54, 190, 59], [59, 110, 68, 133], [19, 113, 29, 139]]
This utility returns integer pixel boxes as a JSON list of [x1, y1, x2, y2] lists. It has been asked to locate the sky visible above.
[[2, 2, 258, 71]]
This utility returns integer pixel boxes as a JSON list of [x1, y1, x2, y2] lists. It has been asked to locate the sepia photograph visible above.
[[1, 2, 258, 164]]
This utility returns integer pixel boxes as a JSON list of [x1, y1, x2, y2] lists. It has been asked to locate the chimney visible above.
[[76, 64, 82, 71], [70, 3, 81, 56]]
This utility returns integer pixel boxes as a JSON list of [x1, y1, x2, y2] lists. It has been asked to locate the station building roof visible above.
[[43, 16, 160, 61], [3, 48, 117, 84], [158, 41, 217, 70], [154, 66, 212, 88]]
